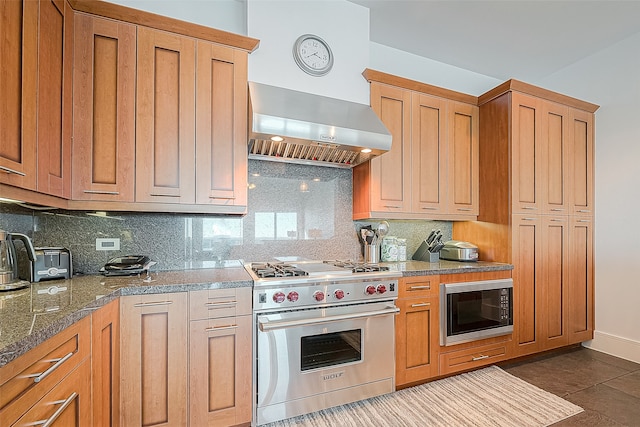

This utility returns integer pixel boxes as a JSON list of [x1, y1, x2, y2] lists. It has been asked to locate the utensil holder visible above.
[[364, 244, 380, 264]]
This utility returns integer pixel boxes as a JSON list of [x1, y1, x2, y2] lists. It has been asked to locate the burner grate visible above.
[[323, 260, 389, 273], [251, 262, 309, 278]]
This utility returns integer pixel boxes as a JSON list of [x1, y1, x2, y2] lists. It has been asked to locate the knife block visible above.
[[412, 241, 440, 262]]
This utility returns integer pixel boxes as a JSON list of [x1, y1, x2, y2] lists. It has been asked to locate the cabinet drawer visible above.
[[399, 275, 439, 298], [189, 287, 251, 321], [12, 358, 91, 427], [0, 316, 90, 426], [439, 342, 508, 375]]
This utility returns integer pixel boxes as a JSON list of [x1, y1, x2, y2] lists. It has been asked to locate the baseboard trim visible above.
[[582, 331, 640, 364]]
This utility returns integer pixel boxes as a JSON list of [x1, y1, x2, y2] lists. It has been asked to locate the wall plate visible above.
[[96, 238, 120, 251]]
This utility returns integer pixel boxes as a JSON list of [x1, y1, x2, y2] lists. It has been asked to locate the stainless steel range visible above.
[[246, 260, 401, 426]]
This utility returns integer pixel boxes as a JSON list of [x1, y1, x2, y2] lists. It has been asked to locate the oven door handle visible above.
[[257, 306, 400, 332]]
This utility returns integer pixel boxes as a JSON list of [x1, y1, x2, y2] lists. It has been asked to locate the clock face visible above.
[[293, 34, 333, 76]]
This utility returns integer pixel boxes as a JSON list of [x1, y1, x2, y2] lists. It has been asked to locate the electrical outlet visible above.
[[96, 238, 120, 251]]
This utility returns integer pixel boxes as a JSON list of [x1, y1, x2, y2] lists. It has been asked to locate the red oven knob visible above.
[[365, 285, 376, 295], [313, 291, 325, 302], [287, 291, 299, 302], [334, 289, 345, 300], [273, 292, 286, 303], [376, 284, 387, 294]]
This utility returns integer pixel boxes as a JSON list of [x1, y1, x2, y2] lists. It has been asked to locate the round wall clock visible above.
[[292, 34, 334, 77]]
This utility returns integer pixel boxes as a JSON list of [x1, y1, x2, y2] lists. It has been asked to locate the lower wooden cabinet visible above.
[[395, 276, 439, 387], [0, 316, 91, 427], [13, 359, 92, 427], [439, 340, 509, 375], [92, 299, 120, 427], [119, 293, 188, 427]]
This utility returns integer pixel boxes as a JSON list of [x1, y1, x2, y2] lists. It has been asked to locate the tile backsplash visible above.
[[1, 160, 451, 274]]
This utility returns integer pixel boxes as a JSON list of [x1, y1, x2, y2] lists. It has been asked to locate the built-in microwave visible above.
[[440, 278, 513, 346]]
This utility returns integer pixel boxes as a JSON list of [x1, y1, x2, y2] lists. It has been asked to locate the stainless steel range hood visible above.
[[248, 82, 392, 168]]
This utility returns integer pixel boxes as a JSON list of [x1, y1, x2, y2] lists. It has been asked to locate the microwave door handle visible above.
[[258, 306, 400, 332]]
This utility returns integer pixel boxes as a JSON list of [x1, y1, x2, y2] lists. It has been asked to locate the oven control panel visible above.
[[254, 280, 398, 311]]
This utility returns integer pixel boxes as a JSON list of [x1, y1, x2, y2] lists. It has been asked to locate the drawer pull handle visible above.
[[550, 218, 566, 222], [83, 190, 120, 195], [209, 196, 236, 200], [523, 217, 537, 221], [383, 205, 401, 209], [411, 302, 431, 308], [149, 193, 180, 197], [457, 208, 472, 212], [577, 219, 591, 223], [522, 206, 536, 210], [577, 209, 591, 213], [205, 324, 237, 332], [206, 301, 237, 309], [472, 354, 489, 361], [0, 165, 26, 176], [28, 352, 74, 383], [409, 285, 431, 290], [35, 391, 78, 427], [421, 207, 437, 210], [550, 208, 564, 211], [133, 301, 173, 308]]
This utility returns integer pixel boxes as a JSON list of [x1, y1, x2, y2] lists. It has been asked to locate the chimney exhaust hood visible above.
[[248, 82, 392, 168]]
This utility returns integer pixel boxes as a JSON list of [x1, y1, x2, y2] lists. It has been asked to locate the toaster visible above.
[[439, 240, 479, 262], [28, 247, 73, 282]]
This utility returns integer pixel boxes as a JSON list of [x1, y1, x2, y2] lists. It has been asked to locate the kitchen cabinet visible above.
[[0, 0, 73, 198], [91, 299, 120, 427], [354, 70, 479, 220], [189, 288, 252, 426], [395, 275, 440, 387], [0, 316, 91, 426], [0, 0, 37, 190], [119, 292, 188, 427], [72, 13, 136, 202], [135, 27, 196, 204], [454, 80, 598, 358]]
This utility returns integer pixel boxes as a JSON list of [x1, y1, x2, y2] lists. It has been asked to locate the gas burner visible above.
[[251, 262, 308, 278], [323, 260, 389, 273]]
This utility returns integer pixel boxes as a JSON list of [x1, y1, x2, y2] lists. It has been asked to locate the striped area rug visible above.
[[262, 366, 583, 427]]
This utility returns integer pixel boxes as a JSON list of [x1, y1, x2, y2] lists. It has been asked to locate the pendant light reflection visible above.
[[299, 181, 309, 192]]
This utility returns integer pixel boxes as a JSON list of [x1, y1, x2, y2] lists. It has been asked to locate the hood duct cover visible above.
[[248, 82, 392, 168]]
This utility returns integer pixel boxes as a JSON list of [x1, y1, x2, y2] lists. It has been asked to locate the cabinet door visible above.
[[189, 315, 252, 426], [36, 0, 73, 198], [568, 216, 594, 343], [92, 299, 120, 427], [569, 108, 595, 216], [541, 102, 570, 214], [368, 83, 411, 213], [447, 101, 479, 217], [13, 360, 91, 427], [136, 27, 196, 204], [120, 293, 188, 427], [0, 0, 37, 189], [540, 215, 569, 350], [72, 14, 136, 202], [511, 214, 542, 356], [411, 93, 447, 214], [511, 92, 543, 214], [195, 41, 248, 209], [395, 296, 439, 386]]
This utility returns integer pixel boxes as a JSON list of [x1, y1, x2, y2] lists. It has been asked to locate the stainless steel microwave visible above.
[[440, 278, 513, 346]]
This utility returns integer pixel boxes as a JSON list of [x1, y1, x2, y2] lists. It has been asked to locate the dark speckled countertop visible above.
[[0, 260, 511, 368], [0, 267, 252, 367]]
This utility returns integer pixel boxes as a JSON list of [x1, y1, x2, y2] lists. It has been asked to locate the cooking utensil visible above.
[[377, 221, 389, 239]]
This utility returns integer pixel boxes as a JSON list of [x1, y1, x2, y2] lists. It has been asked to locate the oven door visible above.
[[256, 301, 398, 424]]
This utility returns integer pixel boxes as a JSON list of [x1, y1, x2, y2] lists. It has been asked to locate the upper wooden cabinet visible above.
[[1, 0, 73, 198], [354, 70, 479, 220], [72, 13, 136, 202], [135, 27, 197, 204], [0, 0, 37, 190], [195, 41, 248, 209], [569, 109, 595, 216]]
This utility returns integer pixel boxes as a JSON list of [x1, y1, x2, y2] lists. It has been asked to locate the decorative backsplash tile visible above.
[[1, 160, 452, 274]]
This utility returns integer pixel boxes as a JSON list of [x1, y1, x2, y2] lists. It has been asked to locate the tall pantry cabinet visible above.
[[454, 80, 598, 358]]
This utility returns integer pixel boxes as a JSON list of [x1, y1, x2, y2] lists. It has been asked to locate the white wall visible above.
[[246, 0, 370, 104], [106, 0, 246, 35], [538, 33, 640, 363]]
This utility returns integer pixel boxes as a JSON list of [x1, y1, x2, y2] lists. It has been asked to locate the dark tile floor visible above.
[[499, 346, 640, 426]]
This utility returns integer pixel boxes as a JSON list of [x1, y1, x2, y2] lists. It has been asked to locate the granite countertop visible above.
[[0, 259, 511, 368], [390, 259, 513, 276], [0, 267, 252, 367]]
